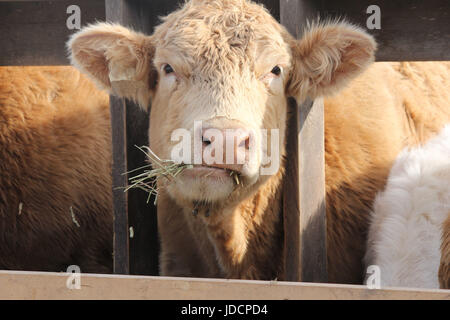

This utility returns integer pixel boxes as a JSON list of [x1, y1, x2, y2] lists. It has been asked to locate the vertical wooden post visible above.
[[280, 0, 328, 282], [109, 95, 129, 275], [106, 0, 130, 275], [106, 0, 181, 276], [106, 0, 160, 275], [121, 0, 181, 276]]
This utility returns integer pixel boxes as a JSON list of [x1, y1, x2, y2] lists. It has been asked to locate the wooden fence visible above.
[[0, 0, 449, 297]]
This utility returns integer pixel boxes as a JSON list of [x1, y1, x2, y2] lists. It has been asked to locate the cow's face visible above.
[[69, 0, 376, 206]]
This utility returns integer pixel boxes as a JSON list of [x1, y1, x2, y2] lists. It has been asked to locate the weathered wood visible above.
[[124, 0, 182, 276], [281, 0, 327, 283], [125, 101, 158, 276], [283, 99, 301, 281], [0, 271, 449, 299], [283, 98, 327, 282], [278, 0, 319, 38], [106, 0, 152, 276], [297, 98, 327, 282], [317, 0, 450, 61], [107, 0, 182, 276], [109, 95, 129, 275], [0, 0, 105, 66], [2, 0, 448, 65]]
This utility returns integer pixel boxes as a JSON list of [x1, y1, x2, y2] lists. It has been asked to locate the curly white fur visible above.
[[365, 125, 450, 288]]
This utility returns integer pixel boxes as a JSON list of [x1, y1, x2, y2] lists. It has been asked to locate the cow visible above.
[[0, 66, 112, 273], [365, 125, 450, 289], [67, 0, 450, 283]]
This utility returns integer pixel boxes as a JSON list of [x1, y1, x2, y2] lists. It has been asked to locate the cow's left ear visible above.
[[67, 22, 156, 109], [287, 22, 376, 103]]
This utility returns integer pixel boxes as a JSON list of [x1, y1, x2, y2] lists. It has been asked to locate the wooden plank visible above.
[[106, 0, 134, 276], [281, 0, 327, 283], [297, 98, 327, 282], [1, 0, 449, 66], [126, 101, 158, 276], [317, 0, 450, 61], [278, 0, 319, 38], [0, 0, 105, 66], [0, 271, 448, 300], [106, 0, 181, 276], [283, 98, 302, 281], [109, 95, 129, 275], [283, 98, 327, 282], [123, 0, 182, 276]]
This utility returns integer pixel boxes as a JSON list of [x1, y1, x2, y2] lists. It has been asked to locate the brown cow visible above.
[[68, 0, 450, 283], [0, 66, 112, 273]]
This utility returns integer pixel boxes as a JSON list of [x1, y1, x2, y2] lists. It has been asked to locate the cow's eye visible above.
[[271, 65, 281, 76], [162, 64, 174, 74]]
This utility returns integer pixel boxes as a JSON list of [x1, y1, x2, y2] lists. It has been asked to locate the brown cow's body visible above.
[[0, 66, 112, 273]]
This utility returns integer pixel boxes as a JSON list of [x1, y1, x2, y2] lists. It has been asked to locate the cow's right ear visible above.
[[67, 22, 156, 109]]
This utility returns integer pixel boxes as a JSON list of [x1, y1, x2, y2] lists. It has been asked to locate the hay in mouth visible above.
[[124, 145, 193, 205], [124, 145, 242, 205], [230, 170, 240, 185]]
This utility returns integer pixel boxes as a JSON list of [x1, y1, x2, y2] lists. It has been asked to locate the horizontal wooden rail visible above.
[[1, 0, 449, 66], [0, 0, 105, 66], [0, 271, 448, 300], [316, 0, 450, 61]]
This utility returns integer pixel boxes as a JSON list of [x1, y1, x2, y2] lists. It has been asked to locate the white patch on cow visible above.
[[365, 125, 450, 289]]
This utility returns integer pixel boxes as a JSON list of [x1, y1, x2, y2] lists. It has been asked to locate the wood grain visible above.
[[109, 95, 129, 275], [2, 0, 447, 65], [316, 0, 450, 61], [0, 271, 448, 300], [0, 0, 105, 66], [281, 0, 328, 283]]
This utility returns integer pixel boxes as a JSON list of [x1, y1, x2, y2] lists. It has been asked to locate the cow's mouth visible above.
[[168, 164, 246, 204], [182, 164, 241, 183]]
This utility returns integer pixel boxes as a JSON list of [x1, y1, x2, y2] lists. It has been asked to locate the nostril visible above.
[[202, 136, 212, 146], [238, 135, 250, 150]]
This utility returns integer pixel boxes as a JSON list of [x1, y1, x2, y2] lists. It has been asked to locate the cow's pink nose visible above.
[[201, 127, 251, 171]]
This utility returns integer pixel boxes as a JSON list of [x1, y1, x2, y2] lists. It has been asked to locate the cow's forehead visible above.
[[151, 0, 290, 75]]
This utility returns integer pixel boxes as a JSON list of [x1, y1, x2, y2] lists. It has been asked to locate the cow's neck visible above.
[[201, 169, 285, 280]]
